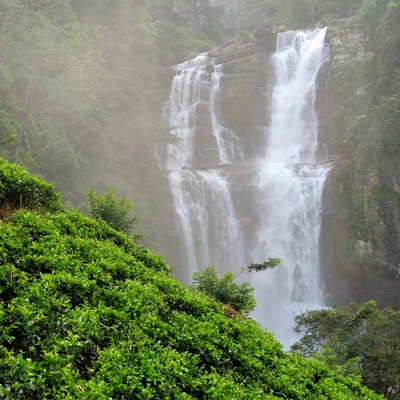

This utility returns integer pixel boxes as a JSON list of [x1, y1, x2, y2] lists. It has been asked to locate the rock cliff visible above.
[[159, 19, 400, 309], [320, 16, 400, 308]]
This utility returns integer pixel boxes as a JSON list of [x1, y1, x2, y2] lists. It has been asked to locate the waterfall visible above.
[[161, 29, 330, 347], [251, 28, 330, 346], [163, 53, 242, 170], [161, 53, 245, 281], [168, 169, 244, 281]]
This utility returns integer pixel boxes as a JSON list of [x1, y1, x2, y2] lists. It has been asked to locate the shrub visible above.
[[0, 158, 61, 215], [87, 188, 140, 238], [192, 266, 256, 313]]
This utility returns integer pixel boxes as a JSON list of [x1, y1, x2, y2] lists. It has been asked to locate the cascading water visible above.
[[250, 28, 330, 346], [163, 53, 242, 171], [161, 54, 245, 282], [161, 30, 330, 347]]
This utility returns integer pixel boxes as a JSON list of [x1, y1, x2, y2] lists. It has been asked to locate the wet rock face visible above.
[[326, 16, 375, 70], [319, 17, 400, 308], [218, 50, 271, 159]]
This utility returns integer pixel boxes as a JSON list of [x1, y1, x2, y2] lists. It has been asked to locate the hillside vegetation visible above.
[[0, 0, 398, 268], [0, 158, 382, 398]]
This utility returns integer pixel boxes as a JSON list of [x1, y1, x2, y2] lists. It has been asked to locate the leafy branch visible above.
[[247, 258, 281, 272]]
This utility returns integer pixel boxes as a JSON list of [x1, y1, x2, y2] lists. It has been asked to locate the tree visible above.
[[291, 301, 400, 397], [191, 259, 280, 313], [192, 266, 257, 313], [0, 109, 17, 159], [86, 188, 140, 238], [175, 0, 210, 32]]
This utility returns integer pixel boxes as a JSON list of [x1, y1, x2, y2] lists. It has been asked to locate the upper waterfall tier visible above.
[[161, 53, 243, 171], [266, 28, 329, 165]]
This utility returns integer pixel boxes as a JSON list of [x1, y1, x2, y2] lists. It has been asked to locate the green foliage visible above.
[[247, 257, 281, 272], [339, 300, 375, 340], [0, 109, 17, 159], [349, 176, 373, 240], [375, 1, 400, 94], [377, 93, 400, 161], [359, 307, 400, 396], [357, 1, 400, 164], [292, 301, 400, 396], [174, 0, 211, 33], [371, 185, 400, 258], [0, 163, 381, 399], [215, 0, 365, 33], [372, 184, 400, 208], [371, 2, 400, 162], [292, 305, 351, 357], [86, 188, 140, 239], [237, 29, 251, 43], [0, 157, 61, 213], [0, 0, 168, 213], [0, 134, 16, 146], [191, 260, 280, 313], [150, 0, 222, 65], [191, 266, 257, 313]]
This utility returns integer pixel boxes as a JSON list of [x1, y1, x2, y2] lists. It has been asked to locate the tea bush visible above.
[[0, 158, 61, 213], [0, 159, 382, 399]]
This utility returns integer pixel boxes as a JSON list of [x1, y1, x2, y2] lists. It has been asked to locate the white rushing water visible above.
[[163, 53, 242, 170], [162, 54, 245, 280], [168, 169, 244, 280], [162, 29, 330, 347], [251, 28, 330, 346]]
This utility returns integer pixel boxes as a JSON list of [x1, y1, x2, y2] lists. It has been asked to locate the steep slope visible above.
[[0, 158, 381, 399]]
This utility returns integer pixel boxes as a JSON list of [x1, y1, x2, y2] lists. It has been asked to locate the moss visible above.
[[348, 177, 374, 241], [372, 185, 400, 208]]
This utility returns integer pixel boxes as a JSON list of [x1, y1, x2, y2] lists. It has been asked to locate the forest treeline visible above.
[[0, 0, 399, 252], [0, 0, 398, 244]]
